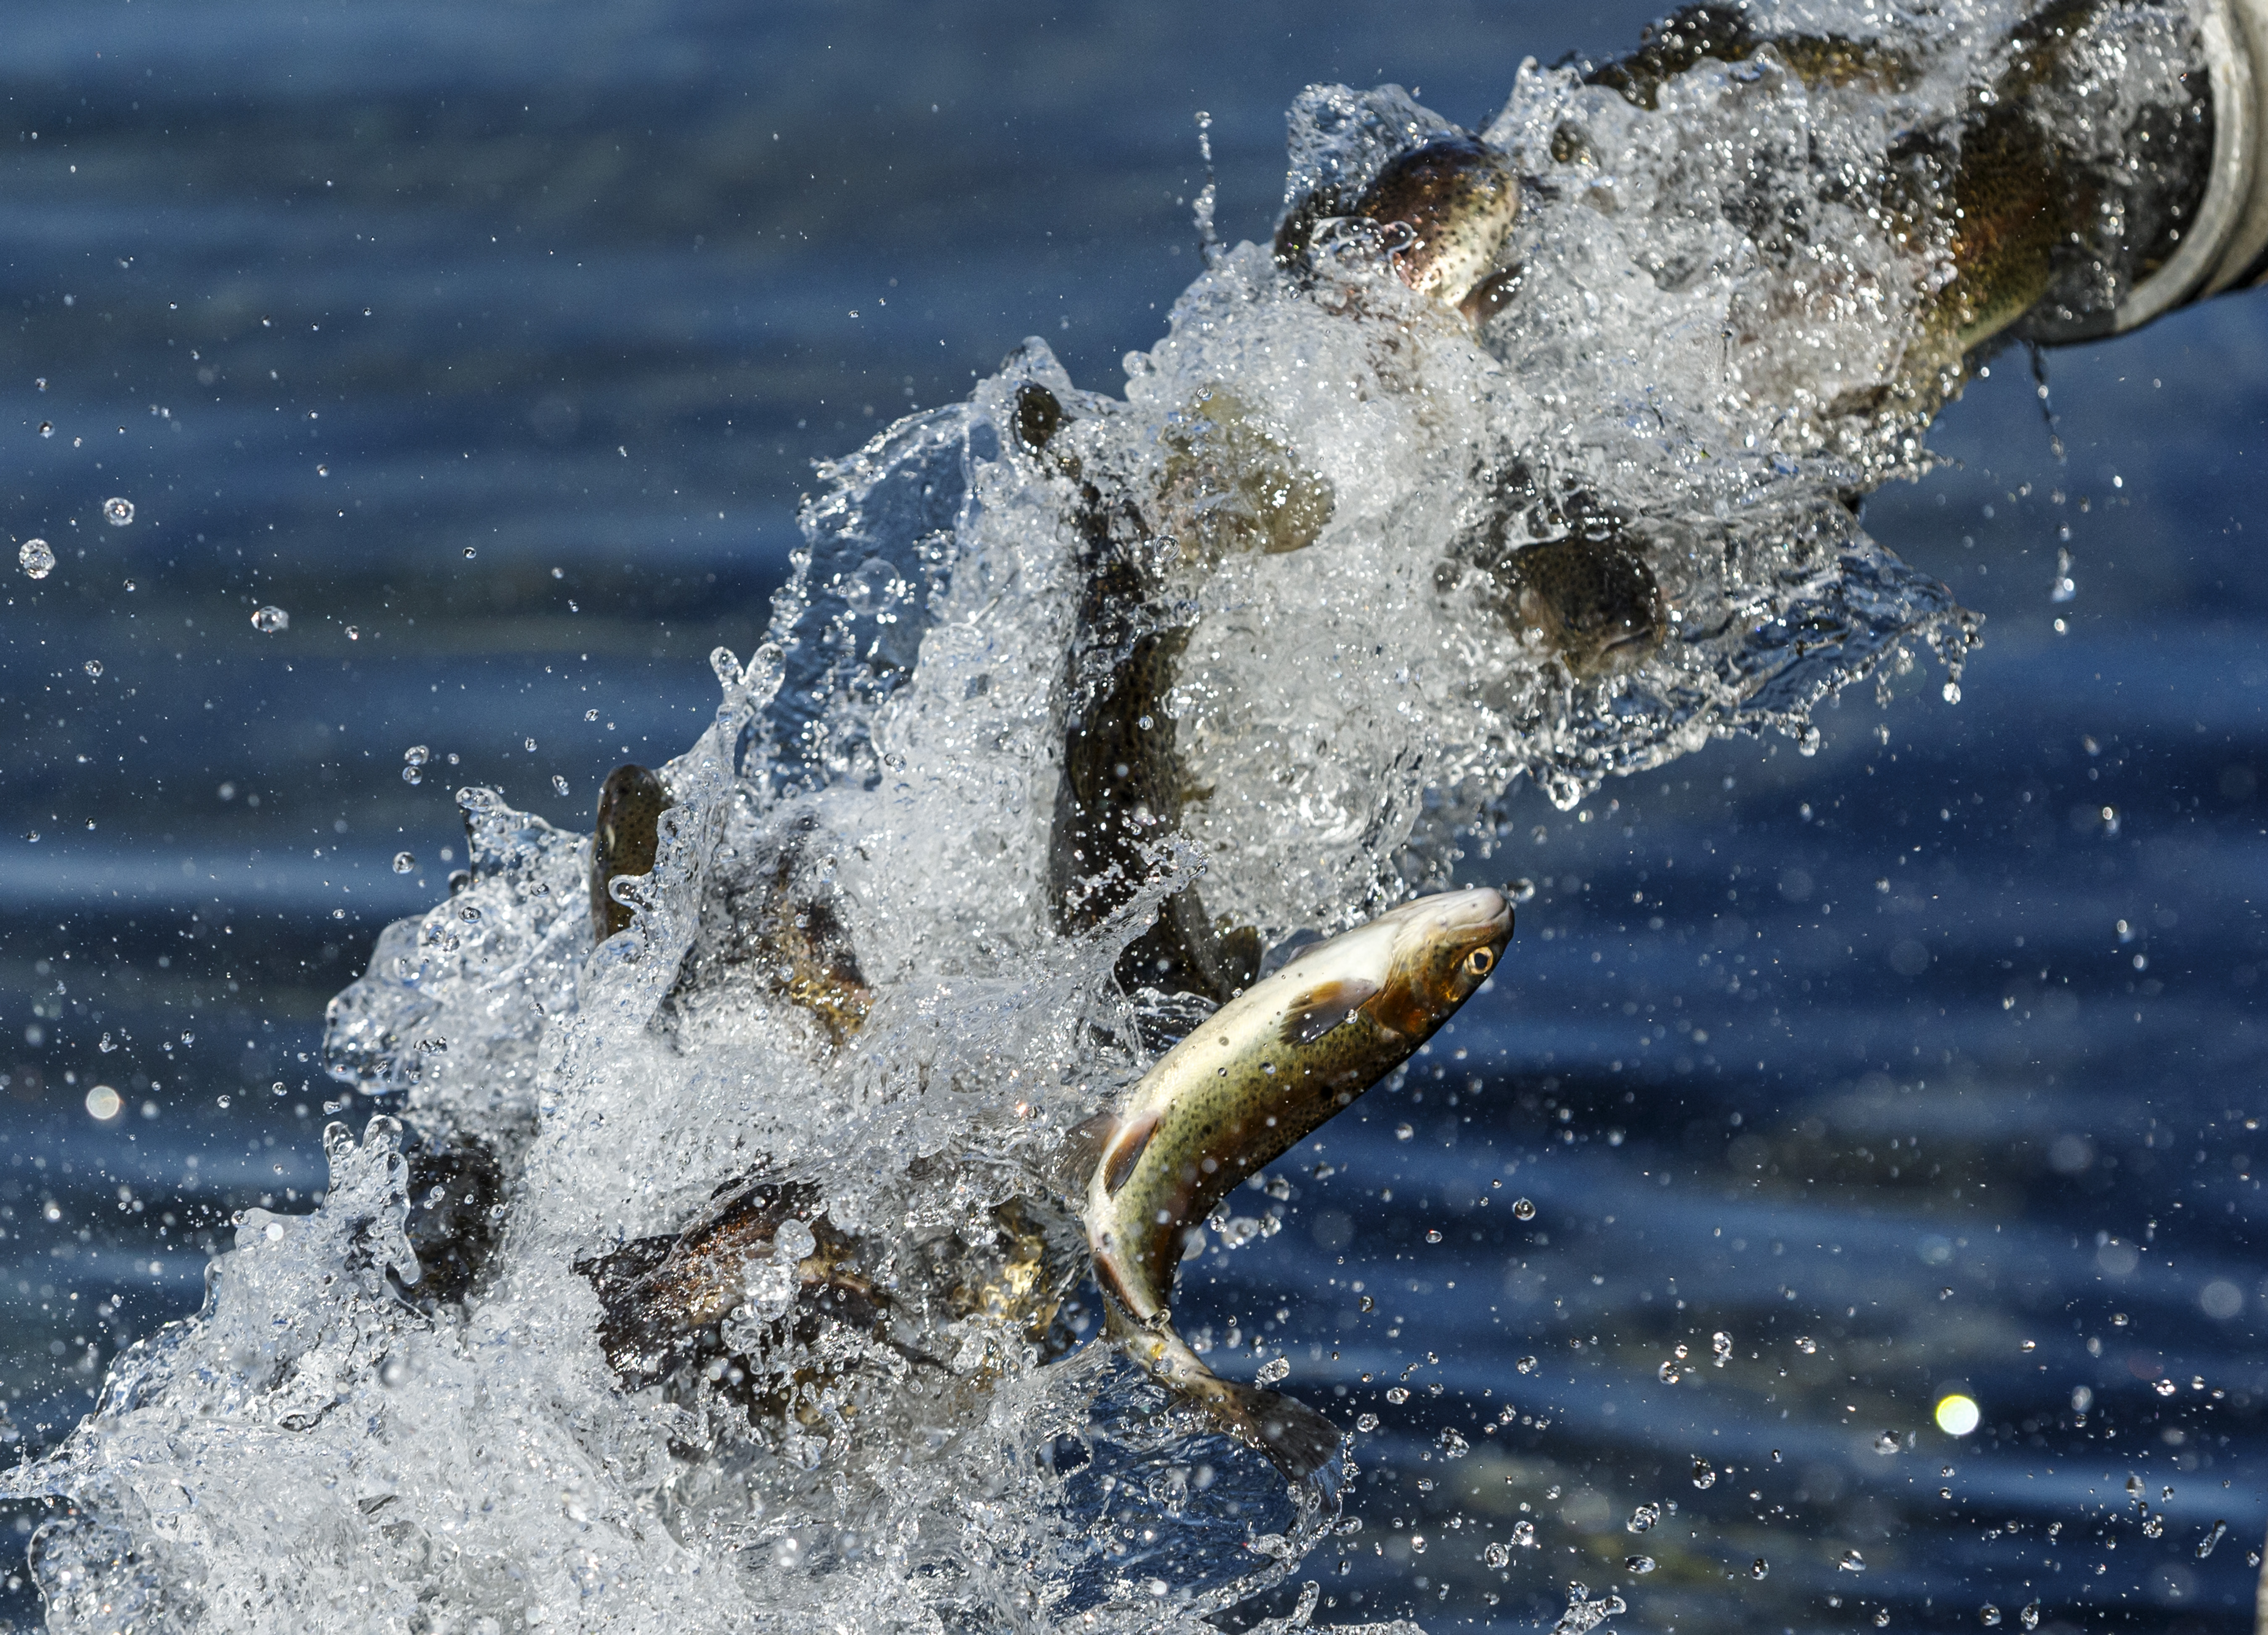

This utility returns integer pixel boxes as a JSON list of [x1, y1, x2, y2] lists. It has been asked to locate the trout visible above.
[[1084, 886, 1513, 1489]]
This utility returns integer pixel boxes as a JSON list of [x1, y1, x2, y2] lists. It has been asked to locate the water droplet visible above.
[[97, 1032, 115, 1053], [84, 1085, 121, 1121], [102, 496, 134, 526], [1425, 1228, 1442, 1243], [1750, 1558, 1769, 1580], [1980, 1605, 2001, 1626], [1692, 1459, 1716, 1489], [1515, 1355, 1536, 1374], [1394, 1122, 1413, 1140], [551, 775, 570, 796], [1625, 1555, 1656, 1574], [524, 737, 538, 752], [463, 545, 477, 559], [345, 624, 360, 640], [250, 605, 289, 633], [2019, 1601, 2040, 1630], [1511, 1197, 1536, 1221], [1659, 1361, 1680, 1383], [392, 852, 415, 874], [2152, 1376, 2177, 1397], [1626, 1504, 1659, 1533], [2197, 1520, 2229, 1559], [1485, 1542, 1511, 1569], [1795, 1334, 1817, 1354], [1354, 1412, 1379, 1432], [1874, 1431, 1902, 1454], [1255, 1356, 1289, 1385], [1385, 1386, 1409, 1404], [1839, 1549, 1866, 1572], [19, 539, 55, 579], [83, 659, 102, 678], [1875, 1611, 1892, 1628], [585, 708, 599, 721], [37, 421, 52, 438], [404, 745, 430, 765], [402, 766, 422, 784], [1510, 1520, 1536, 1548]]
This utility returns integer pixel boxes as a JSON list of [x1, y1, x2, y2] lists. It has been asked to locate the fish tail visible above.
[[1186, 1373, 1344, 1499], [1108, 1306, 1344, 1499]]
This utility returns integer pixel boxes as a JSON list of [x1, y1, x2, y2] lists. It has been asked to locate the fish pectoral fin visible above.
[[1061, 1109, 1118, 1187], [1278, 977, 1382, 1046], [1100, 1110, 1162, 1198]]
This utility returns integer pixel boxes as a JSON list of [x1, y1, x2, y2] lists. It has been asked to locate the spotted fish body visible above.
[[1085, 886, 1512, 1488], [590, 762, 670, 941]]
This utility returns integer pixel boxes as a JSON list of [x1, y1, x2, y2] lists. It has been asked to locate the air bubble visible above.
[[19, 539, 55, 579], [102, 496, 134, 526]]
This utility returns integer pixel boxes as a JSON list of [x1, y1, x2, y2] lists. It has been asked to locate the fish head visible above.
[[1373, 885, 1512, 1032], [1356, 134, 1521, 310]]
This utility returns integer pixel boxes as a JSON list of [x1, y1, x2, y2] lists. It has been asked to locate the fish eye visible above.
[[1464, 947, 1494, 977]]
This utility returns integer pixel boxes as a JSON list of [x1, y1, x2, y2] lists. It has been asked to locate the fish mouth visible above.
[[1411, 884, 1511, 942]]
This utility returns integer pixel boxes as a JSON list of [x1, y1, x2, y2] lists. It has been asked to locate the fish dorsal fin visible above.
[[1278, 977, 1381, 1046], [1101, 1111, 1162, 1198]]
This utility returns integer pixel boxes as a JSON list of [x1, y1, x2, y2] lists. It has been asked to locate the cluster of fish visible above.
[[573, 752, 1508, 1489], [375, 0, 2259, 1500]]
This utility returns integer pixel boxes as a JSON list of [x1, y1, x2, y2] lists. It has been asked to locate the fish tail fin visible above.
[[1193, 1374, 1345, 1500], [1100, 1299, 1344, 1500]]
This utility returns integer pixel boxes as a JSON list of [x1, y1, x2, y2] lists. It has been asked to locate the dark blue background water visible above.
[[1, 3, 2261, 1630]]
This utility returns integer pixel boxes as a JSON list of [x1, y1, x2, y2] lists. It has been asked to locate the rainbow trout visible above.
[[1084, 886, 1512, 1488]]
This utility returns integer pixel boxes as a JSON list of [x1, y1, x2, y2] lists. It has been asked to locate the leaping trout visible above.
[[1084, 886, 1512, 1491]]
